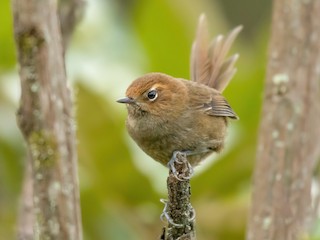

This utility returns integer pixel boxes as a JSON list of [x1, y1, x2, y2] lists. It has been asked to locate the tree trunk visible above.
[[17, 160, 33, 240], [247, 0, 320, 239], [12, 0, 83, 239]]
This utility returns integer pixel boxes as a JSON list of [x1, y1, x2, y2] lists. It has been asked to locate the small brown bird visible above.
[[118, 14, 241, 172]]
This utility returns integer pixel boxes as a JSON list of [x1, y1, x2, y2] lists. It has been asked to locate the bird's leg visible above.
[[167, 151, 194, 181]]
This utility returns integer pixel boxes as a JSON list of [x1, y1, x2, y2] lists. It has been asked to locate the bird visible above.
[[117, 14, 241, 176]]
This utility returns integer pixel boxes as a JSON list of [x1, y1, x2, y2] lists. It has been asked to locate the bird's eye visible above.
[[147, 89, 158, 101]]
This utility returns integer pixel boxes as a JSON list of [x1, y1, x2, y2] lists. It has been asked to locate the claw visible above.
[[167, 151, 194, 181]]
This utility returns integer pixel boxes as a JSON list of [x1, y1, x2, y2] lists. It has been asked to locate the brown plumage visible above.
[[117, 14, 241, 167]]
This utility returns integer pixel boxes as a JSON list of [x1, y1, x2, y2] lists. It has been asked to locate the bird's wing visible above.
[[203, 94, 239, 119], [188, 86, 239, 120], [190, 14, 242, 92]]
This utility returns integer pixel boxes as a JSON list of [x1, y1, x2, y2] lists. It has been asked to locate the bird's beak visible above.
[[116, 97, 135, 104]]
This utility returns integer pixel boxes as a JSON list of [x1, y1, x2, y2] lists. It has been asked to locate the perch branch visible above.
[[161, 152, 196, 240]]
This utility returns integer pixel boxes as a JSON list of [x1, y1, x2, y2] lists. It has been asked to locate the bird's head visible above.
[[117, 73, 187, 117]]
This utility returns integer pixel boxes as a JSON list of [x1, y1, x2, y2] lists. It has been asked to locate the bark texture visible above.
[[247, 0, 320, 239], [17, 160, 33, 240], [12, 0, 83, 239]]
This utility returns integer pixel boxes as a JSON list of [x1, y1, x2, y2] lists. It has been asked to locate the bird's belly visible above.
[[137, 134, 216, 166], [133, 132, 179, 165], [126, 115, 226, 166]]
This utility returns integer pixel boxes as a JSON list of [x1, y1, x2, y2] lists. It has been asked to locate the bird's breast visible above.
[[125, 110, 227, 166]]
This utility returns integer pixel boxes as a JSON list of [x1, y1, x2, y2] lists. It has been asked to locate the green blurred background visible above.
[[0, 0, 271, 239]]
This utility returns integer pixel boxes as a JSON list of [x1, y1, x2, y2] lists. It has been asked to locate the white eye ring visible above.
[[147, 89, 158, 101]]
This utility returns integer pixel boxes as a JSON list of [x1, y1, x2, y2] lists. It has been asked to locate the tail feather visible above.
[[190, 14, 210, 85], [190, 14, 242, 92]]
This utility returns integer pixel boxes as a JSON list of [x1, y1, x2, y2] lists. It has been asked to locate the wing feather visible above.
[[189, 88, 239, 120], [204, 95, 239, 119]]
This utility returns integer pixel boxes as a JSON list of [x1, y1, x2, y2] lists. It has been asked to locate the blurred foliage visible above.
[[0, 0, 277, 239], [0, 0, 16, 71]]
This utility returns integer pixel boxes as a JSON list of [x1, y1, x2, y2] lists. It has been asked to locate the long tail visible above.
[[190, 14, 242, 92]]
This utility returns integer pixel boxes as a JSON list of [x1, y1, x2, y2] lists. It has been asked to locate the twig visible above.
[[161, 152, 196, 240]]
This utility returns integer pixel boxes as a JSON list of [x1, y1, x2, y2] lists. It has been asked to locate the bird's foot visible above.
[[167, 151, 194, 181]]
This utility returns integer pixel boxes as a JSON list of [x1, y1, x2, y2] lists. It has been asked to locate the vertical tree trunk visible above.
[[17, 160, 33, 240], [247, 0, 320, 239], [12, 0, 83, 239]]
